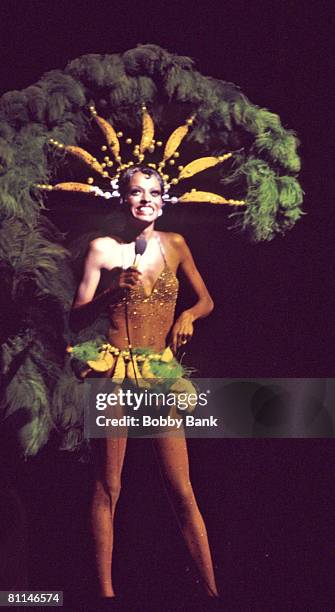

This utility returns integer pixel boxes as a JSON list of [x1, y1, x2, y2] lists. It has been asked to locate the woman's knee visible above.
[[170, 480, 196, 512], [95, 478, 122, 506]]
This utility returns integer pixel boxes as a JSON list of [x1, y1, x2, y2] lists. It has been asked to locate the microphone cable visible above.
[[124, 237, 147, 389], [124, 293, 139, 388]]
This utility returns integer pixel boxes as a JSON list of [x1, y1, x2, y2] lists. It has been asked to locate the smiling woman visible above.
[[69, 165, 218, 603]]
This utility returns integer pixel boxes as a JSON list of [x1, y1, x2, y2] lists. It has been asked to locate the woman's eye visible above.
[[151, 191, 161, 197]]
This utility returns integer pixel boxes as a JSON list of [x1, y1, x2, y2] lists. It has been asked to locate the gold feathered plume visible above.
[[64, 146, 106, 176], [161, 116, 194, 164], [36, 182, 101, 195], [48, 139, 108, 177], [178, 191, 245, 205], [89, 105, 121, 161], [177, 154, 232, 181], [139, 105, 155, 155]]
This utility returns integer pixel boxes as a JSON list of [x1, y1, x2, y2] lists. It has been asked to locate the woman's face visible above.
[[125, 172, 163, 223]]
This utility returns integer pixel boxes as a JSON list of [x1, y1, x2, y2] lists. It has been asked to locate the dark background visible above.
[[0, 1, 334, 611]]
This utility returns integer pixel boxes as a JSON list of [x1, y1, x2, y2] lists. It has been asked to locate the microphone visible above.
[[133, 237, 147, 268]]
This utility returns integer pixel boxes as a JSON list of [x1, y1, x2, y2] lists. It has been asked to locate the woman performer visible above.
[[70, 166, 218, 605]]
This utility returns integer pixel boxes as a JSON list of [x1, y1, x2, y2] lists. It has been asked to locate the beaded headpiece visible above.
[[37, 104, 244, 207]]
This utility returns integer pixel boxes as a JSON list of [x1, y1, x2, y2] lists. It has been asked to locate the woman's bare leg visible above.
[[91, 436, 128, 597], [152, 435, 218, 597]]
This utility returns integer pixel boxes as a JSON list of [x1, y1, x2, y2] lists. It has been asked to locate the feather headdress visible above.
[[0, 44, 303, 456]]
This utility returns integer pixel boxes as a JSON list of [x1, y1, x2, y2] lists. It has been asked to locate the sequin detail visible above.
[[108, 266, 179, 351]]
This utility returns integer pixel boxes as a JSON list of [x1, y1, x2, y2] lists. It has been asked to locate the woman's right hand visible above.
[[109, 266, 142, 292]]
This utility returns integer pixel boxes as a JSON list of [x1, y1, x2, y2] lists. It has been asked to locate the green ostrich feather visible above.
[[277, 176, 304, 211], [254, 130, 301, 173], [2, 347, 54, 456], [226, 158, 304, 241], [70, 339, 104, 362], [148, 358, 185, 380], [52, 363, 91, 451]]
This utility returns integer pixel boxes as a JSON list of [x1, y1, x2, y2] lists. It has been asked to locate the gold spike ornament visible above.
[[178, 153, 232, 180], [162, 116, 195, 163], [160, 347, 174, 362], [178, 191, 245, 205], [65, 146, 106, 176], [127, 358, 150, 388], [37, 182, 99, 194], [90, 106, 121, 160], [139, 106, 155, 155], [87, 351, 115, 372], [111, 354, 126, 384]]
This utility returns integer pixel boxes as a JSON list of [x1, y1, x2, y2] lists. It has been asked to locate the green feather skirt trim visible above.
[[68, 340, 196, 406]]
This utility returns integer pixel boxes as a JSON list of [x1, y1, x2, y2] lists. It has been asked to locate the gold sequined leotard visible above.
[[108, 236, 179, 352]]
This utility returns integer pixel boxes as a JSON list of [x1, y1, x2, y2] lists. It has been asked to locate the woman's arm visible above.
[[69, 239, 109, 332], [170, 235, 214, 352], [69, 238, 141, 332]]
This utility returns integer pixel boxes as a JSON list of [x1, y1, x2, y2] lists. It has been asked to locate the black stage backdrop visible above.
[[0, 2, 334, 611]]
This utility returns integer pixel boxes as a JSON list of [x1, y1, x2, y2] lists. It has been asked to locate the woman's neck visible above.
[[122, 220, 156, 243]]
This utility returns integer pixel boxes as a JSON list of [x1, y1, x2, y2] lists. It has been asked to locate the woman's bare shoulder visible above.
[[158, 231, 186, 248], [89, 236, 121, 253]]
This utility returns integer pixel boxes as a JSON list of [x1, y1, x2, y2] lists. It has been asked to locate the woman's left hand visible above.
[[171, 311, 194, 353]]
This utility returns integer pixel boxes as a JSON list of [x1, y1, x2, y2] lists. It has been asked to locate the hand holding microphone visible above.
[[120, 236, 147, 291], [108, 237, 147, 293]]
